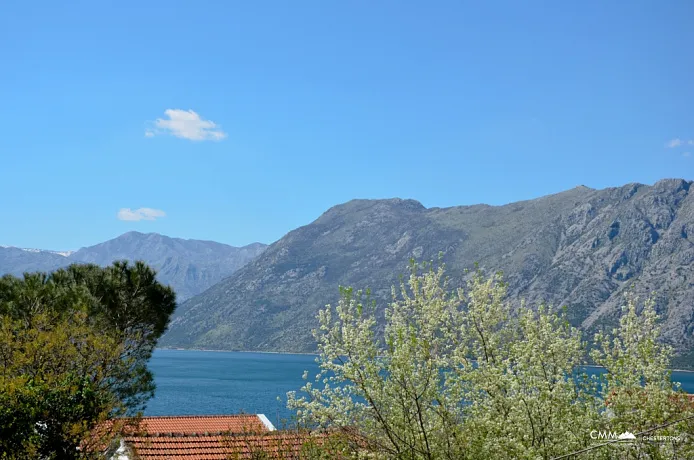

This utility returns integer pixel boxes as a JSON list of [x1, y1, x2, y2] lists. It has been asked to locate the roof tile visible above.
[[125, 432, 328, 459], [130, 415, 269, 436]]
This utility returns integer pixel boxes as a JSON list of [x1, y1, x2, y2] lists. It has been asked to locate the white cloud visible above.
[[117, 208, 166, 221], [146, 109, 227, 141], [683, 152, 691, 158], [689, 140, 694, 145], [665, 138, 683, 148]]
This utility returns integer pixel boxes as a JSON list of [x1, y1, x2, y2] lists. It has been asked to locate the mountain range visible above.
[[158, 179, 694, 367], [0, 232, 267, 301], [3, 179, 693, 366]]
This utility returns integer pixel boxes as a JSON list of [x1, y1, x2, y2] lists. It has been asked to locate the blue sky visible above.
[[1, 1, 692, 250]]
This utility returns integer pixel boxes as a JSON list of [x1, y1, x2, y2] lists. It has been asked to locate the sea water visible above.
[[146, 349, 694, 427]]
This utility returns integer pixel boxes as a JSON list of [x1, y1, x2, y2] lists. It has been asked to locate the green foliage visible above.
[[288, 261, 694, 459], [0, 261, 176, 459], [590, 295, 694, 459]]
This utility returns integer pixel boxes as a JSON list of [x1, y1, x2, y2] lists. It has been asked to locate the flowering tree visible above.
[[288, 260, 693, 459], [288, 261, 468, 458], [591, 295, 694, 459]]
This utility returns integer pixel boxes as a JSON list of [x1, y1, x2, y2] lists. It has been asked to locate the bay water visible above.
[[146, 349, 694, 428]]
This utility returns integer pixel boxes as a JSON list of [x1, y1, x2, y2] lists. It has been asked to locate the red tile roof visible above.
[[129, 415, 270, 436], [126, 432, 326, 460], [89, 415, 274, 458], [95, 415, 362, 459], [124, 435, 229, 459]]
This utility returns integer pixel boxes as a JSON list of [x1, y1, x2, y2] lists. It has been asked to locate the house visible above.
[[115, 431, 338, 460], [105, 414, 279, 459], [100, 414, 358, 459]]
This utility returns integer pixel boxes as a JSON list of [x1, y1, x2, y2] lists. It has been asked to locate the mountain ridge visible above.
[[160, 178, 694, 366], [0, 232, 268, 301]]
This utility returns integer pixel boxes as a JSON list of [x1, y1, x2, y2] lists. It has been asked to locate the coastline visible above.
[[156, 347, 318, 357], [155, 349, 693, 372]]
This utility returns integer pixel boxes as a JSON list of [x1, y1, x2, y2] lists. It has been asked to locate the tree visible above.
[[288, 261, 470, 458], [590, 295, 694, 459], [287, 260, 693, 459], [0, 261, 176, 459], [0, 312, 126, 459], [51, 261, 177, 411]]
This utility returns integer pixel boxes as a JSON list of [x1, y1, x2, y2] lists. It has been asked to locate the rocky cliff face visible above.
[[160, 179, 694, 366], [0, 232, 267, 302]]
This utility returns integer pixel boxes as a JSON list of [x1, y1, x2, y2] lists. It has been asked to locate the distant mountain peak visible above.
[[1, 233, 267, 302], [114, 231, 264, 249], [315, 198, 426, 223], [0, 246, 74, 257], [344, 197, 425, 208], [653, 178, 691, 192], [120, 230, 157, 238]]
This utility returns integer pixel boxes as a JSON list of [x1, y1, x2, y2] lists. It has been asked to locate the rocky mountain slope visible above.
[[160, 179, 694, 366], [0, 232, 267, 301]]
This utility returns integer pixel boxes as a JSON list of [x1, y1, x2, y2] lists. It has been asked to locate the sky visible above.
[[1, 1, 692, 250]]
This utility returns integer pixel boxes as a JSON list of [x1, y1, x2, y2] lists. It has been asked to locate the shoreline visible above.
[[156, 347, 318, 357], [156, 349, 693, 372]]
